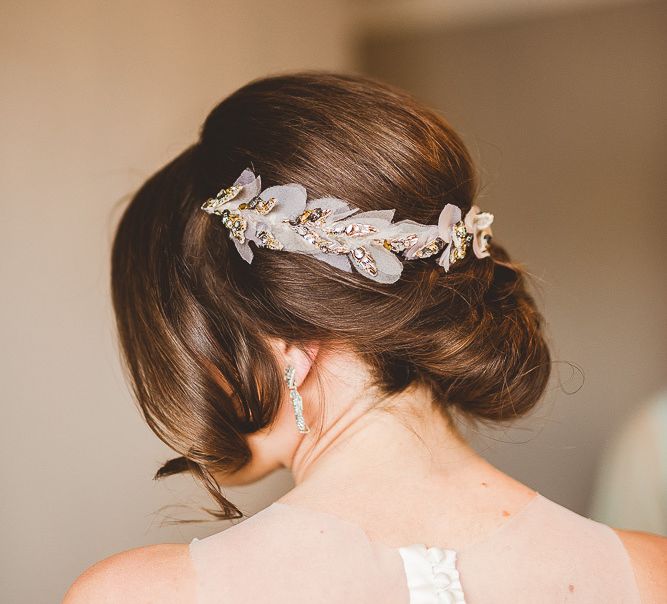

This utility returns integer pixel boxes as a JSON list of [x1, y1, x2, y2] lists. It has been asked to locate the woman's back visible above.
[[188, 491, 641, 603]]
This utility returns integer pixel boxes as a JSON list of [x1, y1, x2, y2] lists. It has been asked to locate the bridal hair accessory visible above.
[[284, 365, 310, 433], [200, 168, 494, 284]]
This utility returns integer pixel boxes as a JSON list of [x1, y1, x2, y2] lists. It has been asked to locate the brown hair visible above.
[[111, 71, 552, 520]]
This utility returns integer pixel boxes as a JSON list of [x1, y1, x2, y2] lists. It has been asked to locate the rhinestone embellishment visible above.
[[414, 237, 445, 259], [256, 229, 284, 250], [325, 222, 379, 237], [449, 221, 473, 265], [350, 245, 378, 276], [285, 208, 355, 254], [219, 209, 247, 243], [287, 221, 351, 254], [199, 168, 494, 283], [239, 195, 277, 215], [376, 233, 419, 253], [288, 207, 333, 225], [200, 184, 244, 215]]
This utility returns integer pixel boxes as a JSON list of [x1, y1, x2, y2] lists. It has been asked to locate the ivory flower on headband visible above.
[[200, 168, 494, 284]]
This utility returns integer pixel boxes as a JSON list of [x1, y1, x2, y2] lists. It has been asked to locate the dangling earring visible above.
[[284, 364, 310, 433]]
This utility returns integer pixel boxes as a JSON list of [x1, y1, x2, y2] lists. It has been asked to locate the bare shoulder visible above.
[[62, 543, 196, 604], [613, 527, 667, 604]]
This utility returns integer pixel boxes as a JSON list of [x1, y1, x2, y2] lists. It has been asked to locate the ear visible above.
[[268, 338, 320, 388]]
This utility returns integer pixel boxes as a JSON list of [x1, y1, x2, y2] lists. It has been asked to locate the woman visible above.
[[65, 71, 665, 603]]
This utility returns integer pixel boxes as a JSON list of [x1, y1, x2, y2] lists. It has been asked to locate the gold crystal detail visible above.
[[414, 237, 445, 259], [256, 230, 283, 250], [219, 209, 247, 243], [201, 184, 244, 215], [287, 221, 350, 254], [288, 207, 332, 225], [449, 221, 473, 264], [374, 233, 419, 253], [253, 196, 277, 215]]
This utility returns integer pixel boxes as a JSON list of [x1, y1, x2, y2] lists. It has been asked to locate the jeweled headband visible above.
[[200, 168, 494, 284]]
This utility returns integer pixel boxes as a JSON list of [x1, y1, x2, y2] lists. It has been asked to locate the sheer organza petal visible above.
[[232, 236, 254, 264], [437, 246, 452, 271], [348, 244, 404, 284], [234, 168, 258, 187], [229, 169, 262, 205], [352, 209, 396, 222], [402, 225, 440, 260], [464, 205, 479, 232], [307, 197, 358, 220], [437, 204, 462, 242], [310, 251, 354, 273], [260, 184, 308, 220]]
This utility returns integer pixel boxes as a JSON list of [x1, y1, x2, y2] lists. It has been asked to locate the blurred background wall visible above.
[[356, 0, 667, 525], [1, 1, 664, 602]]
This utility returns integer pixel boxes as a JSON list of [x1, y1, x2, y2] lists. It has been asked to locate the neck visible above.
[[285, 357, 495, 505]]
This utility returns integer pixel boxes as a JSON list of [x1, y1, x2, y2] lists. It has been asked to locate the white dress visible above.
[[188, 492, 641, 603]]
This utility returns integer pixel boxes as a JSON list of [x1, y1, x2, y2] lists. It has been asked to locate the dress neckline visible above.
[[268, 491, 543, 555]]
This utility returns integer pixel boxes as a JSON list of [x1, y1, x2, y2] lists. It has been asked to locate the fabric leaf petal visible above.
[[310, 251, 353, 273], [351, 209, 396, 222], [232, 174, 261, 204], [306, 197, 357, 218], [232, 237, 254, 264], [260, 184, 307, 220], [234, 168, 257, 187], [437, 246, 451, 272], [464, 205, 479, 232], [437, 204, 462, 242]]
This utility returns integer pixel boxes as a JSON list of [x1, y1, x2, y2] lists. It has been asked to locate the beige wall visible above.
[[2, 1, 664, 602], [0, 2, 350, 602], [360, 0, 667, 515]]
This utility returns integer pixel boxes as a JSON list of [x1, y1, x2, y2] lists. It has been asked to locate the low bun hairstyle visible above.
[[111, 71, 551, 520]]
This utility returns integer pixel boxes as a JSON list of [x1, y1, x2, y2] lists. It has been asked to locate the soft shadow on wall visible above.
[[355, 0, 667, 519]]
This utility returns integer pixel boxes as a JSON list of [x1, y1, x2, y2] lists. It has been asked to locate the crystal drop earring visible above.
[[284, 364, 310, 433]]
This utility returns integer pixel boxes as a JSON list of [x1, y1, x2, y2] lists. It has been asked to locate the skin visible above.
[[64, 340, 667, 603]]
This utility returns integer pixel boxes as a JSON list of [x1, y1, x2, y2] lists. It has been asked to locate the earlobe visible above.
[[278, 342, 319, 435], [268, 337, 319, 388], [285, 343, 319, 388]]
